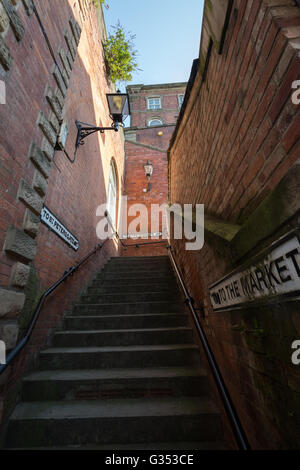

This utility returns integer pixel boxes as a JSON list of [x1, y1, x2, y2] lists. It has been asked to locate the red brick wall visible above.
[[128, 84, 186, 128], [123, 83, 186, 256], [0, 0, 125, 424], [169, 0, 300, 449]]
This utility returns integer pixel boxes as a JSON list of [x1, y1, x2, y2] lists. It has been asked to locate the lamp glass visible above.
[[107, 93, 130, 123], [144, 161, 154, 177]]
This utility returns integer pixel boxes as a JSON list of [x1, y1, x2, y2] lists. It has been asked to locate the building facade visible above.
[[123, 83, 186, 256], [168, 0, 300, 450], [0, 0, 125, 428]]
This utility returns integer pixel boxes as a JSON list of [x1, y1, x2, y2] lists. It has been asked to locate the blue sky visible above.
[[103, 0, 204, 89]]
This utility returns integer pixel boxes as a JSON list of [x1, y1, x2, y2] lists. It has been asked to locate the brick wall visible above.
[[123, 83, 186, 256], [169, 0, 300, 449], [0, 0, 125, 427]]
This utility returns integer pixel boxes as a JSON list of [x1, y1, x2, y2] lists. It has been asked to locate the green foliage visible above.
[[103, 22, 139, 84], [91, 0, 107, 8]]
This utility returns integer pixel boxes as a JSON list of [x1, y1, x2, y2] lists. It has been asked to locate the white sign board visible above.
[[41, 206, 79, 251], [209, 234, 300, 311]]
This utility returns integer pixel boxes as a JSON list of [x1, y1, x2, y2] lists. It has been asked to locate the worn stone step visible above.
[[81, 292, 182, 305], [6, 397, 222, 448], [87, 284, 178, 295], [103, 264, 174, 273], [73, 301, 184, 316], [108, 257, 170, 267], [109, 256, 170, 262], [94, 277, 178, 287], [64, 313, 190, 331], [39, 344, 201, 370], [53, 327, 194, 348], [22, 367, 209, 401], [97, 270, 175, 280]]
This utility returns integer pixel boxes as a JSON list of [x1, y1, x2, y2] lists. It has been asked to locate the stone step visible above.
[[94, 277, 178, 287], [53, 327, 194, 347], [6, 397, 222, 448], [22, 367, 210, 401], [96, 270, 174, 280], [109, 256, 170, 262], [103, 262, 174, 276], [81, 292, 182, 305], [108, 257, 170, 267], [39, 344, 201, 370], [64, 313, 190, 330], [87, 284, 178, 295], [73, 301, 184, 316]]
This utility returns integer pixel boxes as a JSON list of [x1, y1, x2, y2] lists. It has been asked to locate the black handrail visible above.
[[0, 242, 105, 376], [166, 245, 251, 450]]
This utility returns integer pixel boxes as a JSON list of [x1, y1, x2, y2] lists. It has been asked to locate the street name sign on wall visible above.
[[41, 205, 79, 251], [209, 233, 300, 311]]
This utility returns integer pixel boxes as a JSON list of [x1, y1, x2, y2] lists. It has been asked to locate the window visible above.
[[148, 118, 163, 127], [107, 161, 118, 227], [178, 94, 185, 107], [147, 97, 161, 110]]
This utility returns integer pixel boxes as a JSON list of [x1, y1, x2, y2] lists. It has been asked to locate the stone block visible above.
[[58, 47, 72, 79], [4, 226, 37, 263], [0, 34, 13, 70], [1, 0, 25, 41], [37, 111, 57, 147], [23, 209, 40, 237], [45, 85, 62, 121], [0, 321, 19, 349], [21, 0, 34, 15], [0, 1, 9, 33], [0, 287, 25, 319], [66, 48, 73, 70], [69, 17, 80, 45], [64, 30, 76, 60], [32, 170, 48, 197], [29, 142, 52, 178], [18, 179, 43, 216], [52, 64, 67, 97], [41, 138, 55, 162], [48, 110, 60, 134], [11, 262, 30, 288], [55, 87, 64, 110]]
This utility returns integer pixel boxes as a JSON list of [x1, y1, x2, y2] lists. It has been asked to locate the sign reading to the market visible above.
[[41, 205, 79, 251], [209, 234, 300, 311]]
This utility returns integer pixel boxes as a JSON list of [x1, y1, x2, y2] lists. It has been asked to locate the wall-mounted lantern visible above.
[[143, 160, 154, 193], [74, 90, 130, 155]]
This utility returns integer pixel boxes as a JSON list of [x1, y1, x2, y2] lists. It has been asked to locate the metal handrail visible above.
[[166, 245, 250, 450], [0, 242, 106, 375]]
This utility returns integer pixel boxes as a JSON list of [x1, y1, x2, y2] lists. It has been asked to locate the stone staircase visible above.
[[5, 256, 226, 449]]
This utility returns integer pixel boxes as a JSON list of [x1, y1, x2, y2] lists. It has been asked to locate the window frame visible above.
[[148, 118, 163, 127], [178, 94, 185, 108], [107, 160, 118, 228], [147, 97, 162, 110]]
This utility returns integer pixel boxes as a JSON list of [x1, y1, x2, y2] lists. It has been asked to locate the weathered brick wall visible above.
[[128, 83, 186, 128], [123, 83, 186, 257], [169, 0, 300, 449], [0, 0, 125, 427]]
